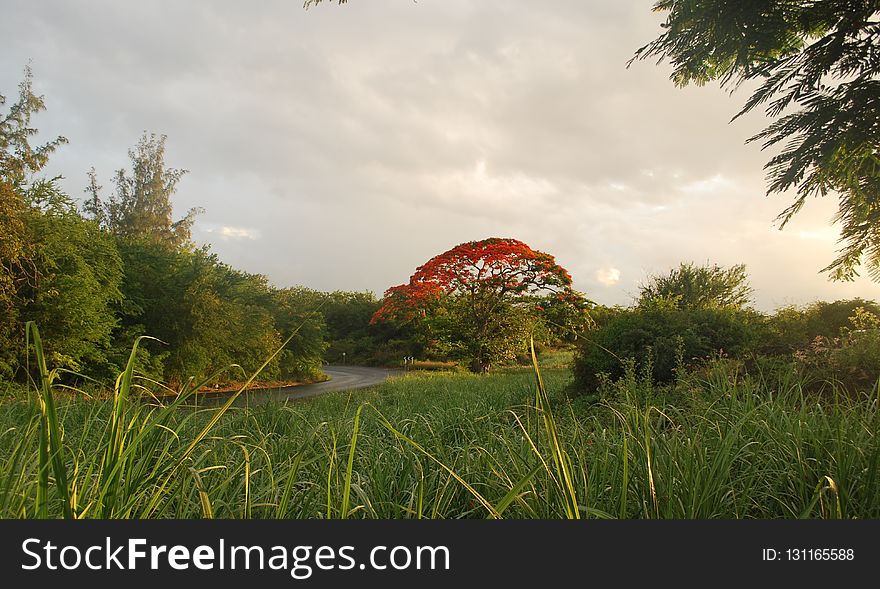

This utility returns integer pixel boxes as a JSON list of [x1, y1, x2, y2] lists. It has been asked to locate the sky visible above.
[[3, 0, 879, 312]]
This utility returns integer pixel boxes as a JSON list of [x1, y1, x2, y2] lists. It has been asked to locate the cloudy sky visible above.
[[3, 0, 878, 311]]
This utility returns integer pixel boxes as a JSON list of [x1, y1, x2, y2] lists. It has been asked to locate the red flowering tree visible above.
[[371, 238, 587, 372]]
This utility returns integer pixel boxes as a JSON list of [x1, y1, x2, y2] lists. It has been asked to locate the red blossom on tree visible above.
[[371, 237, 584, 371], [369, 281, 443, 324]]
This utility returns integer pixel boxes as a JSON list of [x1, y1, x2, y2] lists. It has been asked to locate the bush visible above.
[[789, 306, 880, 394], [762, 298, 880, 355], [573, 301, 764, 392], [831, 329, 880, 392]]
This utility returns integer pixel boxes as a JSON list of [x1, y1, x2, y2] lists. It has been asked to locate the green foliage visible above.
[[583, 304, 628, 329], [786, 305, 880, 393], [832, 324, 880, 390], [317, 290, 382, 364], [530, 347, 575, 370], [270, 287, 327, 381], [17, 181, 123, 377], [0, 65, 67, 188], [85, 133, 201, 248], [1, 66, 68, 378], [13, 320, 296, 518], [0, 68, 325, 390], [410, 295, 539, 370], [633, 1, 880, 280], [573, 303, 763, 391], [0, 180, 30, 378], [114, 241, 325, 385], [638, 262, 753, 310], [367, 289, 587, 370], [763, 298, 880, 354], [404, 360, 463, 372], [285, 289, 430, 368], [0, 178, 123, 381], [576, 295, 880, 397]]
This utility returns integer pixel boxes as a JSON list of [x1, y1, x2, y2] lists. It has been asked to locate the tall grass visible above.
[[1, 328, 878, 519]]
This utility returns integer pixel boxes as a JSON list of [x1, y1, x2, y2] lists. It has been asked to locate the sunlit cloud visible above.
[[596, 267, 621, 286], [447, 159, 558, 205], [200, 224, 261, 241]]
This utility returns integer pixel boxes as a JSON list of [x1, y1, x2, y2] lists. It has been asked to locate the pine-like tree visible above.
[[86, 133, 201, 248]]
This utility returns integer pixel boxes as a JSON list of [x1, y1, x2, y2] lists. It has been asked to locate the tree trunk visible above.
[[469, 358, 490, 374]]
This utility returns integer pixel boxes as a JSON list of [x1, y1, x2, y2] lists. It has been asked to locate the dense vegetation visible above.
[[1, 70, 376, 389], [573, 263, 880, 397], [2, 342, 877, 519], [5, 257, 879, 520]]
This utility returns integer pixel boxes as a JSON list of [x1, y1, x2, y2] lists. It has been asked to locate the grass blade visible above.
[[26, 322, 73, 519], [340, 404, 364, 519], [530, 336, 580, 519]]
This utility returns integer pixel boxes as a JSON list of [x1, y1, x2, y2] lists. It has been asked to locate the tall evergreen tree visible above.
[[86, 133, 201, 248], [0, 65, 67, 188], [0, 66, 68, 377]]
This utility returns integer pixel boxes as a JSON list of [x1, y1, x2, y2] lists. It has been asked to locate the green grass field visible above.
[[2, 332, 878, 519]]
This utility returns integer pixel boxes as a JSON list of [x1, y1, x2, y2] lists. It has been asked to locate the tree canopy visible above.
[[1, 69, 127, 379], [638, 262, 753, 310], [372, 238, 587, 371], [0, 66, 67, 189], [85, 133, 202, 248], [632, 0, 880, 281]]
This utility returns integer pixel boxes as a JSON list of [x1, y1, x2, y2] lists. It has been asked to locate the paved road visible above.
[[194, 365, 397, 407]]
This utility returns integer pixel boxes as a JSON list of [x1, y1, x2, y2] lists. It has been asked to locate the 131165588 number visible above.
[[762, 548, 854, 561]]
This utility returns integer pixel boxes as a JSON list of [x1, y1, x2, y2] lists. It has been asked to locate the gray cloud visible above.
[[2, 0, 878, 310]]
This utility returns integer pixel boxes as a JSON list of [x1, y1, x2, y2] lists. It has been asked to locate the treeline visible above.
[[0, 69, 402, 388]]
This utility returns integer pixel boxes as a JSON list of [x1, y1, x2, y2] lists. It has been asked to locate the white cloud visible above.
[[200, 224, 261, 241], [596, 267, 621, 286]]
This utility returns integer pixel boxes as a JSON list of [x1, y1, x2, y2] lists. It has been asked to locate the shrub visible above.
[[573, 301, 764, 392], [829, 329, 880, 392], [762, 298, 880, 355], [790, 306, 880, 394]]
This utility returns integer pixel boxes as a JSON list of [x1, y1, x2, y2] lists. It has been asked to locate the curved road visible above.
[[196, 365, 397, 407]]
